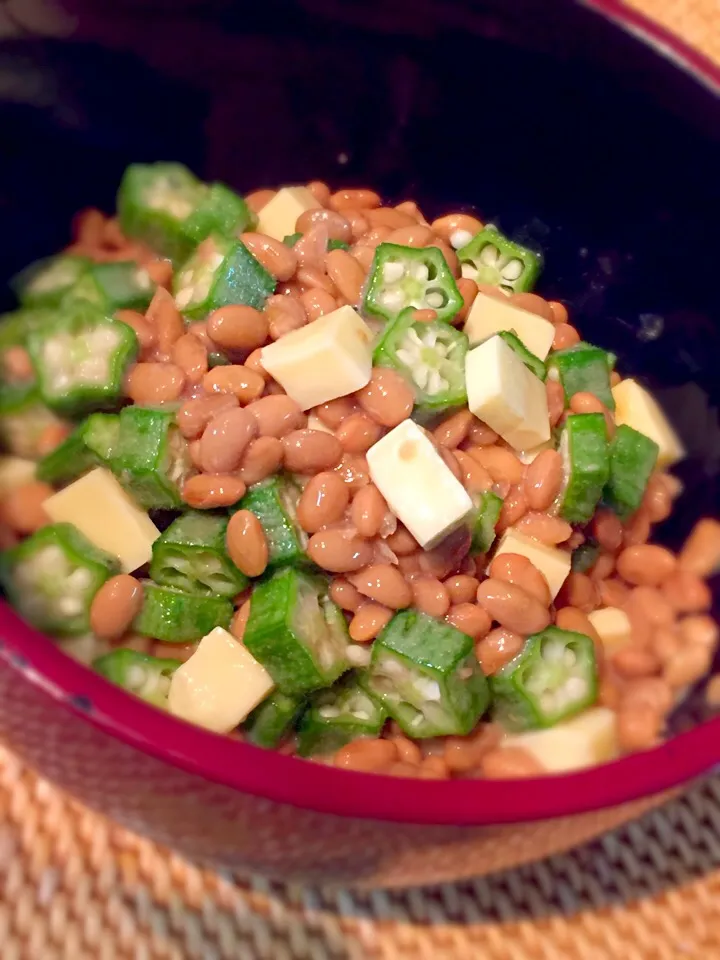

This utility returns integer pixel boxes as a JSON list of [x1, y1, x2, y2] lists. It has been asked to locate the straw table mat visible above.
[[3, 1, 720, 957]]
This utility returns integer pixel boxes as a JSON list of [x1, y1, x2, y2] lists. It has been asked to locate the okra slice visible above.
[[0, 523, 118, 635], [111, 407, 193, 510], [117, 162, 205, 263], [237, 476, 307, 569], [182, 181, 255, 244], [0, 392, 66, 460], [362, 243, 463, 324], [245, 689, 306, 749], [36, 422, 99, 485], [470, 490, 504, 554], [63, 262, 156, 313], [82, 412, 121, 462], [297, 673, 387, 757], [497, 330, 546, 381], [132, 581, 232, 643], [93, 648, 182, 708], [490, 627, 598, 732], [457, 225, 542, 294], [362, 610, 490, 738], [373, 308, 468, 416], [12, 254, 90, 307], [26, 304, 138, 416], [173, 235, 275, 320], [547, 343, 615, 411], [571, 541, 600, 573], [149, 511, 248, 598], [0, 310, 48, 413], [243, 568, 352, 694], [556, 413, 609, 525], [603, 424, 659, 520]]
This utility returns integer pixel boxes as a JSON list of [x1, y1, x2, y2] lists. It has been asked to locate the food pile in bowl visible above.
[[0, 165, 718, 781]]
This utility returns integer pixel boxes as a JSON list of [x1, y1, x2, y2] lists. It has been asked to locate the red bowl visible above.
[[0, 0, 719, 886]]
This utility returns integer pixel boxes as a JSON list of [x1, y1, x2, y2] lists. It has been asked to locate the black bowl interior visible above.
[[0, 0, 718, 727]]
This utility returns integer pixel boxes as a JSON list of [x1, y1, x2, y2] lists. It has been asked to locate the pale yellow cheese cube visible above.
[[463, 292, 555, 359], [517, 440, 554, 465], [0, 457, 36, 495], [466, 336, 550, 450], [43, 468, 160, 573], [587, 607, 632, 651], [612, 378, 684, 468], [260, 305, 374, 410], [503, 708, 618, 773], [492, 529, 571, 600], [168, 627, 274, 734], [256, 186, 321, 241], [367, 419, 473, 549]]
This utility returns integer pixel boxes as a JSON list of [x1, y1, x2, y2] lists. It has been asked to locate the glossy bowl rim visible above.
[[2, 598, 719, 826], [1, 0, 719, 826]]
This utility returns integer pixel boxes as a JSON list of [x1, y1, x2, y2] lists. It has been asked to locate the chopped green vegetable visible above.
[[82, 412, 121, 462], [490, 627, 598, 731], [363, 243, 463, 324], [362, 610, 489, 738], [373, 308, 468, 416], [556, 413, 610, 525], [547, 343, 615, 411], [497, 330, 546, 381], [25, 304, 138, 416], [36, 422, 99, 485], [245, 689, 306, 749], [181, 181, 255, 245], [93, 648, 182, 708], [0, 310, 48, 413], [173, 235, 275, 319], [0, 523, 118, 635], [457, 225, 542, 294], [237, 476, 308, 569], [603, 424, 659, 520], [283, 232, 302, 247], [12, 255, 90, 308], [243, 568, 352, 695], [470, 490, 504, 554], [571, 541, 601, 574], [149, 511, 248, 598], [63, 261, 156, 313], [132, 581, 233, 643], [297, 673, 386, 756], [110, 406, 193, 510]]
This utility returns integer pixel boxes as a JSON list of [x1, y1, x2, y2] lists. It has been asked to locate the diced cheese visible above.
[[503, 708, 618, 773], [0, 457, 36, 495], [43, 467, 160, 573], [168, 626, 274, 733], [256, 186, 321, 241], [466, 336, 550, 451], [492, 529, 571, 600], [463, 292, 555, 359], [366, 419, 473, 549], [612, 378, 685, 468], [306, 413, 334, 435], [587, 607, 632, 651], [517, 440, 554, 465], [260, 305, 374, 410]]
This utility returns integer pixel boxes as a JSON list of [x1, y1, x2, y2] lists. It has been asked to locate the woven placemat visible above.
[[2, 2, 720, 957]]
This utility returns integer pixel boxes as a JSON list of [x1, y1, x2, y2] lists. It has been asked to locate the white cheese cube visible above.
[[366, 420, 473, 549], [0, 457, 36, 495], [587, 607, 632, 651], [168, 627, 274, 734], [503, 708, 618, 773], [256, 186, 321, 241], [306, 413, 334, 435], [492, 529, 571, 600], [517, 440, 554, 465], [612, 378, 684, 468], [466, 336, 550, 450], [464, 292, 555, 359], [260, 305, 374, 410], [43, 467, 160, 573]]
